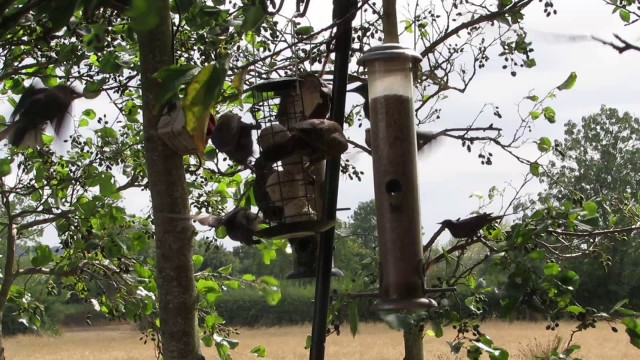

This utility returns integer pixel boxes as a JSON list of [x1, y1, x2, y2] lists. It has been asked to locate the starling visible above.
[[348, 82, 369, 119], [210, 112, 261, 166], [252, 158, 284, 222], [194, 207, 264, 246], [0, 84, 83, 148], [260, 119, 348, 164], [438, 212, 504, 239]]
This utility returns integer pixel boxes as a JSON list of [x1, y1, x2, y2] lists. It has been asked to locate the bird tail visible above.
[[0, 122, 43, 149]]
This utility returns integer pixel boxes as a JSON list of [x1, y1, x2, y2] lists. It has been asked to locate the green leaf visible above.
[[241, 274, 256, 281], [193, 255, 204, 271], [537, 137, 552, 152], [544, 262, 560, 276], [250, 345, 266, 357], [529, 162, 541, 177], [98, 173, 117, 197], [0, 158, 12, 177], [126, 0, 160, 31], [543, 106, 556, 123], [610, 299, 629, 314], [620, 9, 631, 23], [305, 335, 312, 349], [431, 321, 444, 338], [566, 305, 586, 315], [295, 25, 315, 36], [528, 249, 545, 260], [525, 95, 539, 102], [82, 109, 97, 119], [78, 118, 89, 127], [259, 275, 279, 286], [489, 347, 509, 360], [218, 264, 232, 275], [241, 3, 266, 32], [523, 58, 536, 68], [37, 0, 78, 33], [583, 201, 598, 216], [530, 111, 540, 120], [183, 62, 228, 156], [348, 301, 359, 337], [31, 244, 54, 267], [153, 64, 199, 112], [216, 225, 227, 239], [201, 334, 214, 347], [556, 72, 577, 91]]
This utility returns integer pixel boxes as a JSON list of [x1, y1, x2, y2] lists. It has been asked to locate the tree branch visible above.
[[548, 225, 640, 238], [592, 34, 640, 54], [419, 0, 533, 58]]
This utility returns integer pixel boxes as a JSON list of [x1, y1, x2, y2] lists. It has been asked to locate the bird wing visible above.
[[10, 86, 47, 122]]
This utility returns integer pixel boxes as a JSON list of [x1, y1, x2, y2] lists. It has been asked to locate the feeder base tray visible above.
[[255, 220, 335, 239], [286, 267, 344, 280]]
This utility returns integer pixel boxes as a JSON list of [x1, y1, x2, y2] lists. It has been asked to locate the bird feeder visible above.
[[158, 101, 202, 155], [286, 235, 343, 279], [248, 77, 335, 239], [357, 44, 436, 312]]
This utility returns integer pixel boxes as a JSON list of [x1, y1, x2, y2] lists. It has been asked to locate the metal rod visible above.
[[309, 1, 356, 359]]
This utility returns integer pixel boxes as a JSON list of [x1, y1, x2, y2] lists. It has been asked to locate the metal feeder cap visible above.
[[357, 43, 422, 67]]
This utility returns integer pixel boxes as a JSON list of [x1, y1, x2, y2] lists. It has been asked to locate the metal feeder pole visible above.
[[309, 0, 357, 359], [357, 44, 436, 312]]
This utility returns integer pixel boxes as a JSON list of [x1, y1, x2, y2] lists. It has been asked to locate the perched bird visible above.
[[364, 128, 441, 153], [260, 119, 348, 164], [209, 112, 261, 166], [194, 207, 264, 245], [252, 158, 285, 222], [0, 84, 83, 148], [277, 73, 331, 128], [348, 81, 369, 119], [438, 212, 504, 239]]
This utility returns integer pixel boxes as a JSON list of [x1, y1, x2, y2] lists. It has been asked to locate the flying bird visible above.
[[364, 128, 441, 153], [0, 84, 83, 148], [438, 212, 504, 239], [209, 112, 261, 167], [194, 207, 264, 246], [260, 119, 348, 164]]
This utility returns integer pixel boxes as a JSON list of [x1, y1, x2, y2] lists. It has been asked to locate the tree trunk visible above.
[[136, 2, 202, 359], [0, 187, 17, 360], [403, 325, 424, 360]]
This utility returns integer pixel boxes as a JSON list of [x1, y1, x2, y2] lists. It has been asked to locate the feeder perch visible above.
[[249, 78, 335, 239], [286, 235, 343, 280], [357, 44, 437, 312], [158, 102, 200, 155]]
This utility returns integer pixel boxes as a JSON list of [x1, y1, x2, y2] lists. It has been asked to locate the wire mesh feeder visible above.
[[249, 77, 335, 239]]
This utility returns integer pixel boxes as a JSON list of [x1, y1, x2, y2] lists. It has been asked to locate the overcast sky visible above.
[[1, 0, 639, 249]]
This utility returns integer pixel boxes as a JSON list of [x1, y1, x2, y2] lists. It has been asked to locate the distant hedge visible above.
[[215, 284, 380, 326]]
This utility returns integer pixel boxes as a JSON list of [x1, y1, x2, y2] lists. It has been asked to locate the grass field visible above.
[[3, 321, 638, 359]]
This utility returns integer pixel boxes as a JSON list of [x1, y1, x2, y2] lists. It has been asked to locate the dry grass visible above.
[[3, 321, 638, 359]]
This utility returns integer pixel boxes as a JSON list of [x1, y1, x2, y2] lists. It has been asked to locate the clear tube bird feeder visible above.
[[357, 44, 437, 313]]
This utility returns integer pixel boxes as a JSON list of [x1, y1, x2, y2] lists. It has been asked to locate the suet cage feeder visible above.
[[158, 101, 200, 155], [249, 78, 334, 239], [357, 44, 437, 313], [287, 235, 343, 280]]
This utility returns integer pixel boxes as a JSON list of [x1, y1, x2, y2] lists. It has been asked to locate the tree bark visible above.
[[403, 325, 424, 360], [0, 183, 17, 360], [136, 2, 202, 359]]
